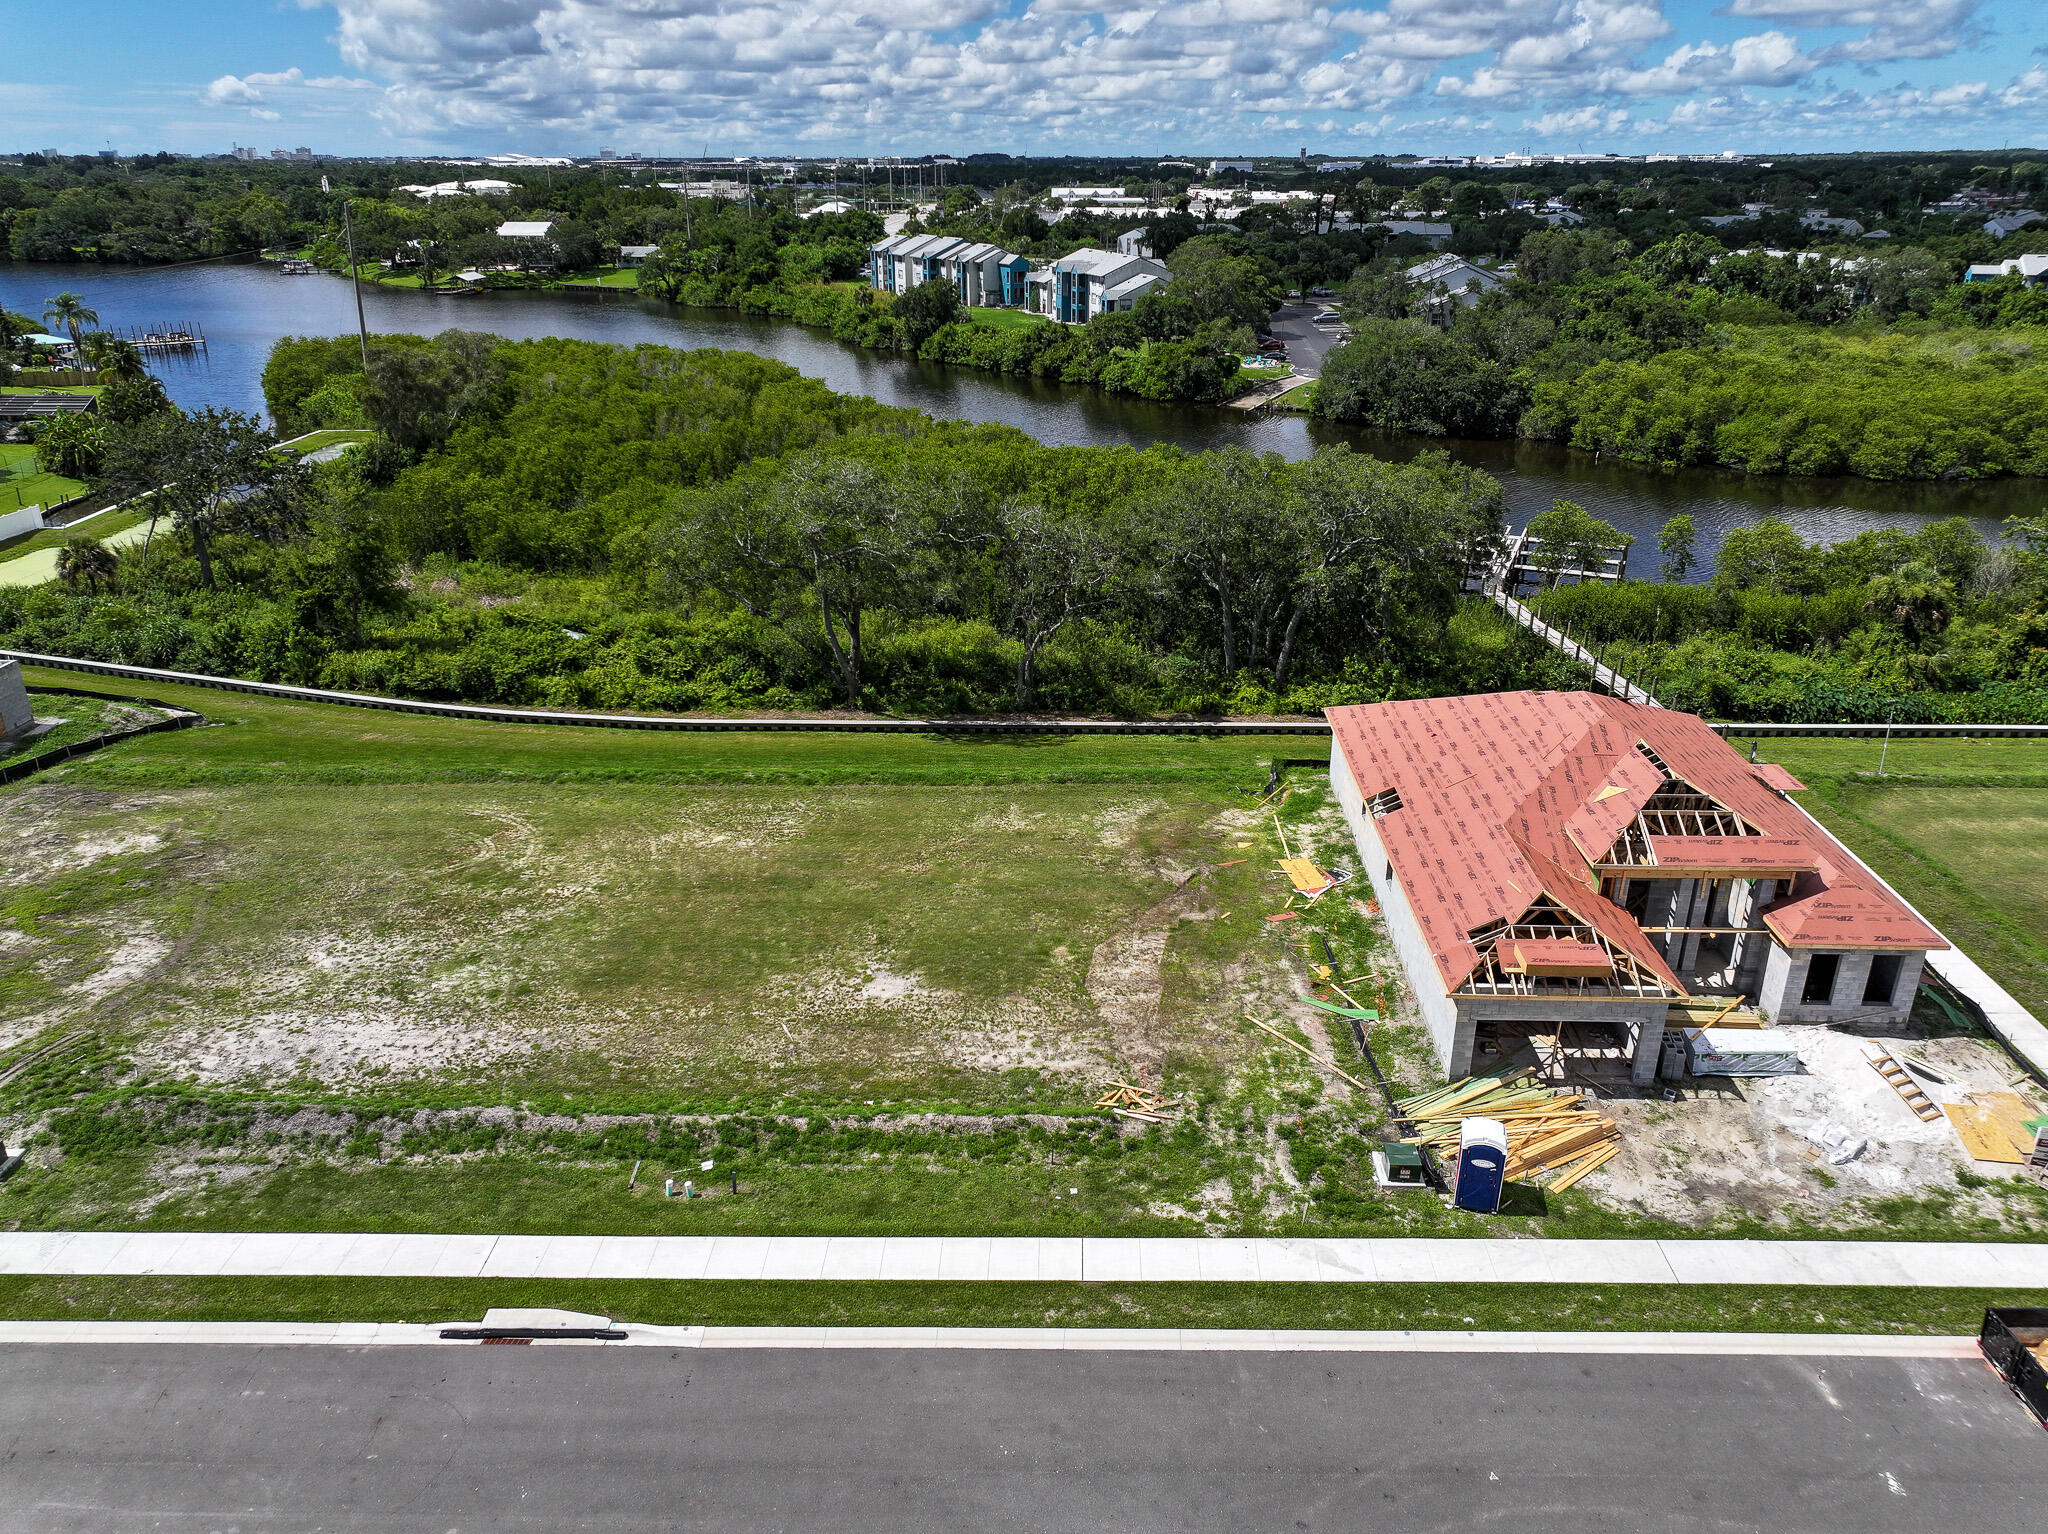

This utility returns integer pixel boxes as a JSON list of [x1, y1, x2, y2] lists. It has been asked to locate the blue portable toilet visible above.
[[1453, 1116, 1509, 1214]]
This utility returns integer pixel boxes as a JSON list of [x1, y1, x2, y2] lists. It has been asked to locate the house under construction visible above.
[[1328, 691, 1946, 1087]]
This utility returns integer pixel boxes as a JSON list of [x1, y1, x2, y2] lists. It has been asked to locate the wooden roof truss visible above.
[[1601, 782, 1761, 867], [1456, 896, 1678, 1001]]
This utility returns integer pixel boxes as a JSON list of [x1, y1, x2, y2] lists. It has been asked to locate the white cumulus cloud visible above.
[[189, 1, 2043, 151]]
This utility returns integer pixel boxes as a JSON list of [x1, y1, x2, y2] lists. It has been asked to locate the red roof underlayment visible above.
[[1326, 691, 1944, 994]]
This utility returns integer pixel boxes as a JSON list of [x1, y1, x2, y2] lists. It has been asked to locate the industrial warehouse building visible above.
[[1328, 692, 1946, 1087]]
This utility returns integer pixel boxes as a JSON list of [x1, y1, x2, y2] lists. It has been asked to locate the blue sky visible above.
[[5, 1, 2044, 158]]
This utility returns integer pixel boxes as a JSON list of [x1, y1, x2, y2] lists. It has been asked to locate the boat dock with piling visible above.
[[110, 323, 207, 355]]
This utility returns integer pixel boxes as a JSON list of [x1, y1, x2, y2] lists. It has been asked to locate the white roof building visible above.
[[1986, 211, 2045, 239], [1405, 253, 1505, 307], [1964, 252, 2048, 284], [496, 220, 556, 239]]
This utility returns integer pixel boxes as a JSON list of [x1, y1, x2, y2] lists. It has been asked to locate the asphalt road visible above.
[[3, 1345, 2044, 1532]]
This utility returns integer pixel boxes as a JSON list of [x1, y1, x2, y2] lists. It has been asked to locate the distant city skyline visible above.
[[8, 0, 2046, 161]]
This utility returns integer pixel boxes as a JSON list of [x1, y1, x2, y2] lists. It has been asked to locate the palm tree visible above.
[[55, 535, 119, 592], [79, 333, 146, 380], [41, 292, 99, 350]]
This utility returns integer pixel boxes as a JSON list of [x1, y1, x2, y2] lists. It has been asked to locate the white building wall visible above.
[[1330, 739, 1464, 1074]]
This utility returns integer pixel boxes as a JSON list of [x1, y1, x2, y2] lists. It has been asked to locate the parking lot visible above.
[[1266, 301, 1346, 373]]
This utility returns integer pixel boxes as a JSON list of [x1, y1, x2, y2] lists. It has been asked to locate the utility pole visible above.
[[340, 197, 370, 368]]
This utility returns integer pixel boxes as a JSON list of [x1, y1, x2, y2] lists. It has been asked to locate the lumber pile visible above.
[[1396, 1068, 1622, 1190], [1094, 1082, 1181, 1122], [1666, 997, 1765, 1030]]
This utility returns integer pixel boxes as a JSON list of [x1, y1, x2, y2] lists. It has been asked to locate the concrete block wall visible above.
[[1758, 943, 1925, 1027], [1329, 739, 1464, 1075], [1455, 996, 1667, 1086]]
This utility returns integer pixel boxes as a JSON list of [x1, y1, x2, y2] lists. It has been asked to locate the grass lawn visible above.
[[0, 385, 99, 396], [0, 443, 87, 517], [0, 690, 168, 769], [0, 1275, 2031, 1334], [558, 268, 642, 289], [277, 428, 375, 455], [1233, 363, 1291, 389], [966, 308, 1050, 332], [0, 508, 150, 566]]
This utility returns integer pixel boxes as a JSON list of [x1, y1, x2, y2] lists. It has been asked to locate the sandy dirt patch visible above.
[[1595, 1024, 2043, 1225], [133, 1011, 546, 1088]]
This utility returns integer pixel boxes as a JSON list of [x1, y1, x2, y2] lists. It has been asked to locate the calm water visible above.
[[6, 258, 2038, 567]]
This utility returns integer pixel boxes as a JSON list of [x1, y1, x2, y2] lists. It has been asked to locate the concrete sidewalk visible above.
[[0, 1319, 1983, 1356], [3, 1231, 2044, 1287]]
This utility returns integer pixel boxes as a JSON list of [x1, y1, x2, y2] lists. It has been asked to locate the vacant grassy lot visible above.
[[0, 777, 1259, 1101], [1804, 782, 2048, 1025], [3, 676, 2046, 1251]]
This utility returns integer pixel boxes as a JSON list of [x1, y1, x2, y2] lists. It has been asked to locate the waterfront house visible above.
[[1329, 692, 1945, 1087]]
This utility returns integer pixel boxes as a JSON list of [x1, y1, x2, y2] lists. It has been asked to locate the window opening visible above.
[[1862, 953, 1903, 1007], [1801, 952, 1841, 1005]]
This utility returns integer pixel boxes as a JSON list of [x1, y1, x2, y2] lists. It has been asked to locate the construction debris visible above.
[[1245, 1016, 1374, 1095], [1799, 1119, 1867, 1166], [1865, 1047, 1942, 1122], [1279, 857, 1332, 894], [1395, 1068, 1622, 1188], [1094, 1082, 1182, 1121]]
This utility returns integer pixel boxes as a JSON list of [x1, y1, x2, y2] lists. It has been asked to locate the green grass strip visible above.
[[0, 1276, 2029, 1334]]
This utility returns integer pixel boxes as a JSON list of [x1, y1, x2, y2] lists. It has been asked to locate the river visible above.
[[6, 258, 2039, 567]]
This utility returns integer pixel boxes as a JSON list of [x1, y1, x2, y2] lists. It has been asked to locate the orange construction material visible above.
[[1500, 937, 1611, 979]]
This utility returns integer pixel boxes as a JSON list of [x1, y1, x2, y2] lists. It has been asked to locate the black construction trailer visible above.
[[1979, 1307, 2048, 1429]]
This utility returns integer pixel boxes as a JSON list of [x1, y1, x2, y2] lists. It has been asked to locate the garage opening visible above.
[[1474, 1018, 1641, 1092]]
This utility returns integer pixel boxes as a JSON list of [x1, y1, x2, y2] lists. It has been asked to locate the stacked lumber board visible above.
[[1395, 1068, 1622, 1190], [1666, 998, 1765, 1030], [1094, 1082, 1181, 1122]]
